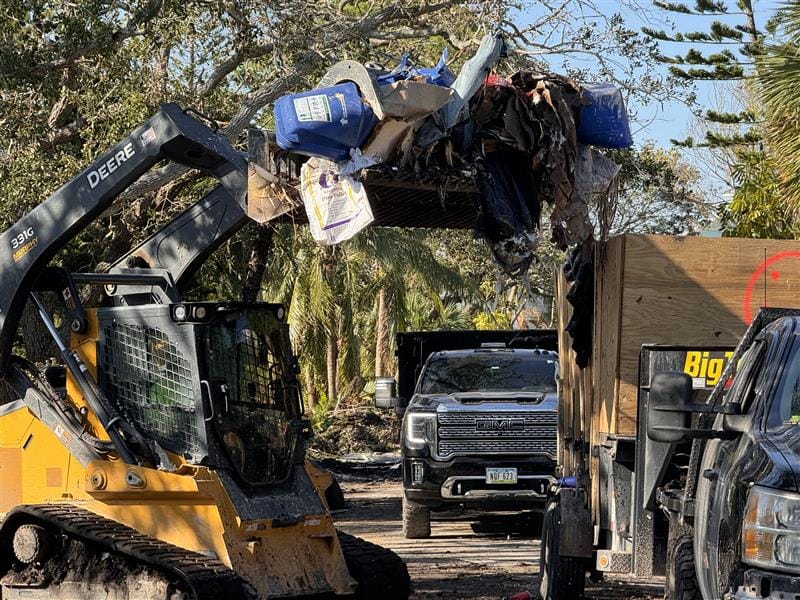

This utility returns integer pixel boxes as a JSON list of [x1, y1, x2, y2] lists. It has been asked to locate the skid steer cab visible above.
[[0, 104, 410, 600]]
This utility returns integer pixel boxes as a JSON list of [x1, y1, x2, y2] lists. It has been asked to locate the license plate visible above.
[[485, 467, 517, 484]]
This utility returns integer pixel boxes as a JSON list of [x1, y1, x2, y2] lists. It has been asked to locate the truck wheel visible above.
[[539, 497, 586, 599], [665, 522, 701, 600], [402, 494, 431, 539], [337, 531, 411, 600]]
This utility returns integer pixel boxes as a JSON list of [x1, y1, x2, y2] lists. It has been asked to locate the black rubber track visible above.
[[337, 530, 412, 600], [0, 504, 256, 600]]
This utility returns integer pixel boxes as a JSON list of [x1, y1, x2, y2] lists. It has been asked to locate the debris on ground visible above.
[[336, 478, 664, 600], [310, 401, 401, 457]]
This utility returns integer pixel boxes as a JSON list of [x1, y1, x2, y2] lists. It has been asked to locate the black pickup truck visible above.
[[375, 330, 559, 538], [646, 308, 800, 599]]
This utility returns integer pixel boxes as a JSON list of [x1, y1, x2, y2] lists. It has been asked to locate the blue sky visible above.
[[519, 0, 779, 149], [623, 0, 778, 147]]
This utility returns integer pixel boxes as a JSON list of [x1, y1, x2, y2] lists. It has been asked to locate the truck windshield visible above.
[[418, 352, 557, 394], [773, 340, 800, 426]]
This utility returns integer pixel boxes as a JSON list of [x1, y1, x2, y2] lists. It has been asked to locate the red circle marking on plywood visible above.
[[743, 250, 800, 323]]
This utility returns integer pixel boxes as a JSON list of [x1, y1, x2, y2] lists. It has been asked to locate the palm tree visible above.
[[757, 2, 800, 216], [347, 228, 470, 379], [262, 225, 471, 412]]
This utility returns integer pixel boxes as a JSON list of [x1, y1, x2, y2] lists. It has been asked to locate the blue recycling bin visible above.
[[274, 82, 379, 161]]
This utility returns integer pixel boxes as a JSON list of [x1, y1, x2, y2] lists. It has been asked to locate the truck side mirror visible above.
[[374, 377, 401, 409], [647, 372, 740, 443], [647, 372, 694, 443]]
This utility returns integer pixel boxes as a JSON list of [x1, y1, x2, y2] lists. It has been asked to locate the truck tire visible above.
[[337, 531, 412, 600], [665, 522, 701, 600], [402, 494, 431, 539], [539, 497, 586, 599]]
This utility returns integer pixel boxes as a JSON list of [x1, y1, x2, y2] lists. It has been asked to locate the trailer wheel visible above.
[[337, 531, 411, 600], [539, 497, 586, 600], [402, 493, 431, 539], [665, 522, 701, 600]]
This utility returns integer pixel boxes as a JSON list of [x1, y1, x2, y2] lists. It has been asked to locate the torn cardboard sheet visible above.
[[300, 158, 374, 245], [380, 81, 454, 121], [248, 162, 299, 223]]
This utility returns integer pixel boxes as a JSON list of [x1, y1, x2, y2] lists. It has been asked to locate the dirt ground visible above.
[[333, 475, 665, 600]]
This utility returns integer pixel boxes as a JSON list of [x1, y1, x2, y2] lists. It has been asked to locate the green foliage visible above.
[[706, 110, 755, 124], [710, 21, 744, 41], [668, 64, 744, 79], [607, 145, 711, 234], [654, 1, 692, 14], [704, 128, 761, 147], [653, 0, 728, 14], [473, 311, 512, 331], [756, 1, 800, 215], [695, 0, 727, 13], [720, 150, 800, 238]]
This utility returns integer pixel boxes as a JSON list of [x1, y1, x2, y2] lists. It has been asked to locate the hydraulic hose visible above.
[[29, 293, 137, 465], [9, 356, 112, 455]]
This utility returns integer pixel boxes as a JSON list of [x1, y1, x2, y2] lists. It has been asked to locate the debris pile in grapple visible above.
[[273, 34, 632, 277]]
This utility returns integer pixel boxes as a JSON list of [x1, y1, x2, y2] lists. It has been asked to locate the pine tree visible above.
[[643, 0, 761, 149]]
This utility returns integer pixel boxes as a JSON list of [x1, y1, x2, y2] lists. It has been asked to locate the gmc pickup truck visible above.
[[375, 330, 559, 538]]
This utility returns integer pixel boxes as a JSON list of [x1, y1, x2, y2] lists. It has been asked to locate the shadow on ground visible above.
[[334, 479, 664, 600]]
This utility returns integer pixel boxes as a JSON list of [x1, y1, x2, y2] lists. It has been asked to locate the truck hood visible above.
[[409, 391, 558, 411]]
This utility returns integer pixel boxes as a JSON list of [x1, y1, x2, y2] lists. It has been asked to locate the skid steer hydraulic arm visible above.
[[0, 103, 246, 376], [106, 128, 278, 298]]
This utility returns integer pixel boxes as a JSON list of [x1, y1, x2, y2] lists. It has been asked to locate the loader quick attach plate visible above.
[[0, 504, 256, 600]]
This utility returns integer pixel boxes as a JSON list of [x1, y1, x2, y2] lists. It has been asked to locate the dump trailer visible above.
[[0, 104, 410, 599], [539, 234, 800, 599]]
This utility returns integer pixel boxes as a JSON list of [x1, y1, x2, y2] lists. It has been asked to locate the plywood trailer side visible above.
[[612, 235, 800, 436], [557, 234, 800, 518]]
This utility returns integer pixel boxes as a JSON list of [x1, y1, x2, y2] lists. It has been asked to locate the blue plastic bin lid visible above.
[[375, 48, 455, 87], [577, 83, 633, 149]]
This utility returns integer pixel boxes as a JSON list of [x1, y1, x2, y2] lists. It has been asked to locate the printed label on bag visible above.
[[294, 94, 332, 122]]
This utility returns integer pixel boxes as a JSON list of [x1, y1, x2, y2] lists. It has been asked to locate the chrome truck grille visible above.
[[437, 411, 558, 459]]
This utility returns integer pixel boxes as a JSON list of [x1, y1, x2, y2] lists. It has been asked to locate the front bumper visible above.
[[731, 568, 800, 598], [403, 455, 556, 510]]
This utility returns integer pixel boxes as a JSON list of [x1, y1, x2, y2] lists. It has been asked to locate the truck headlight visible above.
[[405, 413, 436, 449], [743, 486, 800, 572]]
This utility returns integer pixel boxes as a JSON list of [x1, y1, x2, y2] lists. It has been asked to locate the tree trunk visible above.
[[241, 224, 274, 303], [20, 299, 61, 364], [741, 0, 759, 45], [326, 331, 338, 409], [304, 380, 318, 412], [323, 248, 338, 408], [374, 288, 389, 377]]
